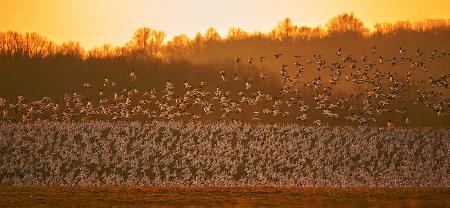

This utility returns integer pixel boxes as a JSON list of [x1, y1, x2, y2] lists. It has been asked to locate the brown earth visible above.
[[0, 186, 449, 207]]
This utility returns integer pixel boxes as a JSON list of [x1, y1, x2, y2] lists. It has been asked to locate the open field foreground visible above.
[[0, 121, 448, 187], [0, 186, 449, 207]]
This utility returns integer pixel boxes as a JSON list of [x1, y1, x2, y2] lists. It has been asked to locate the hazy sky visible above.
[[1, 0, 449, 49]]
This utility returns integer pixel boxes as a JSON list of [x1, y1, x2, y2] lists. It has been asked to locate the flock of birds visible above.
[[1, 121, 447, 186], [0, 46, 449, 127], [0, 47, 449, 187]]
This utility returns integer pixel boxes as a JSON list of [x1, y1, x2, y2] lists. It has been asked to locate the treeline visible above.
[[1, 13, 449, 62], [1, 13, 449, 101]]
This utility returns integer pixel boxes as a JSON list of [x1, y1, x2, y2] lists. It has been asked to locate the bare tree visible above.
[[0, 31, 54, 59], [128, 28, 166, 59], [203, 27, 221, 42], [57, 41, 84, 58], [165, 34, 193, 60], [326, 13, 367, 35], [271, 18, 296, 40], [227, 27, 249, 41]]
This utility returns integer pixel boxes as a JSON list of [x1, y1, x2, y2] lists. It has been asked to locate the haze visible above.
[[1, 0, 449, 49]]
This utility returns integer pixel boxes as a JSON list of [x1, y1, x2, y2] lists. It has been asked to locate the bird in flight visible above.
[[259, 56, 267, 62], [336, 48, 342, 56]]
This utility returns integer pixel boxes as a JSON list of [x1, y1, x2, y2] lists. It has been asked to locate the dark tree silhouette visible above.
[[326, 12, 367, 34], [128, 28, 166, 59]]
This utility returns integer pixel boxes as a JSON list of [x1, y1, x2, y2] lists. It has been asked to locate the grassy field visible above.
[[0, 186, 449, 207]]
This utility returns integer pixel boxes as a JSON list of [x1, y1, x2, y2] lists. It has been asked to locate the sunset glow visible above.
[[1, 0, 450, 205], [1, 0, 449, 49]]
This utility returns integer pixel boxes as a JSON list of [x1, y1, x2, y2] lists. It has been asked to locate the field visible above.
[[1, 186, 449, 207]]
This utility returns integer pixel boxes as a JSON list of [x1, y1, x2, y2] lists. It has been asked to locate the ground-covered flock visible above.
[[0, 121, 448, 187]]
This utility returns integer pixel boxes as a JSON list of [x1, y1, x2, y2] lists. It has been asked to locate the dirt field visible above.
[[0, 186, 448, 207]]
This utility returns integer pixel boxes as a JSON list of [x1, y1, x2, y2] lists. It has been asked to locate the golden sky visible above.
[[1, 0, 449, 49]]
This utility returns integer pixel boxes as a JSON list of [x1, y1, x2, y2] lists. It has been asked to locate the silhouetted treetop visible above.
[[227, 27, 249, 40], [326, 12, 367, 34], [271, 18, 296, 40], [203, 27, 221, 42], [127, 28, 166, 59]]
